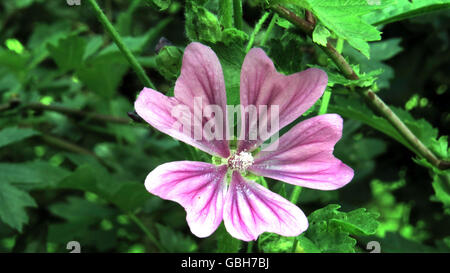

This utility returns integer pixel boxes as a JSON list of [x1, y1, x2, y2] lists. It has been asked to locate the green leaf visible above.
[[98, 18, 172, 57], [334, 68, 382, 88], [343, 38, 403, 89], [76, 60, 128, 98], [311, 64, 383, 88], [2, 0, 38, 11], [312, 23, 331, 47], [116, 0, 142, 35], [363, 0, 450, 26], [295, 0, 395, 58], [47, 35, 86, 71], [367, 179, 411, 237], [155, 45, 183, 81], [0, 182, 37, 232], [0, 48, 29, 76], [215, 224, 241, 253], [376, 232, 446, 253], [444, 237, 450, 249], [146, 0, 172, 11], [306, 204, 379, 252], [83, 35, 103, 60], [330, 208, 380, 236], [55, 164, 150, 212], [258, 232, 321, 253], [295, 235, 321, 253], [155, 224, 198, 252], [0, 161, 70, 189], [26, 22, 75, 67], [431, 136, 449, 159], [306, 226, 357, 253], [222, 28, 249, 47], [109, 182, 152, 212], [185, 1, 222, 43], [0, 127, 39, 148], [265, 33, 310, 75], [49, 196, 115, 224], [333, 95, 405, 136], [98, 36, 149, 57], [47, 197, 117, 251], [430, 172, 450, 214], [210, 43, 246, 106], [258, 233, 295, 253]]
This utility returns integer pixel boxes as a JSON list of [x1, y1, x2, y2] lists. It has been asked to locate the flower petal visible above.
[[145, 161, 228, 238], [223, 171, 308, 241], [238, 48, 328, 152], [135, 42, 230, 158], [249, 114, 354, 190]]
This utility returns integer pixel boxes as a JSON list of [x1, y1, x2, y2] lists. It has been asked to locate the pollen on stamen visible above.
[[228, 152, 254, 171]]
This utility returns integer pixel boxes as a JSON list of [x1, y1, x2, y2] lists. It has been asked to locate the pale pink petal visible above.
[[135, 42, 229, 158], [249, 114, 354, 190], [223, 171, 308, 241], [145, 161, 228, 238], [238, 48, 328, 152]]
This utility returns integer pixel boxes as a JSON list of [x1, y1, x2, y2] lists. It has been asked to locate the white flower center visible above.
[[228, 152, 254, 171]]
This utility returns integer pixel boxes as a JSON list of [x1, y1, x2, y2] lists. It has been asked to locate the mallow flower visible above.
[[134, 42, 354, 241]]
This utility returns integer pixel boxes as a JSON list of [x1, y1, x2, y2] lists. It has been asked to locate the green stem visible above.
[[318, 90, 332, 115], [271, 5, 314, 35], [128, 214, 164, 252], [260, 177, 269, 189], [219, 0, 234, 29], [233, 0, 244, 30], [28, 102, 131, 124], [289, 186, 302, 204], [261, 13, 278, 46], [289, 185, 302, 253], [336, 38, 344, 54], [247, 241, 253, 253], [39, 133, 112, 170], [246, 12, 270, 52], [291, 237, 298, 252], [40, 134, 98, 157], [361, 89, 448, 170], [186, 144, 199, 161], [87, 0, 155, 89]]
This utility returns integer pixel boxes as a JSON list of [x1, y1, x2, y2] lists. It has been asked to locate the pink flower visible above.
[[134, 42, 354, 241]]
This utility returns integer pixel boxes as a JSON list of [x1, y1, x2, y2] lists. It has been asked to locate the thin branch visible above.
[[87, 0, 155, 89], [27, 103, 131, 124], [323, 41, 359, 80], [271, 4, 449, 170], [362, 89, 449, 170], [39, 133, 117, 170], [290, 186, 302, 204], [246, 241, 254, 253], [305, 10, 316, 25], [318, 90, 332, 115], [219, 0, 234, 29], [0, 100, 132, 124], [0, 98, 20, 112], [261, 13, 278, 46], [233, 0, 244, 30], [246, 12, 271, 52], [40, 134, 98, 157], [271, 5, 314, 34], [128, 213, 164, 252]]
